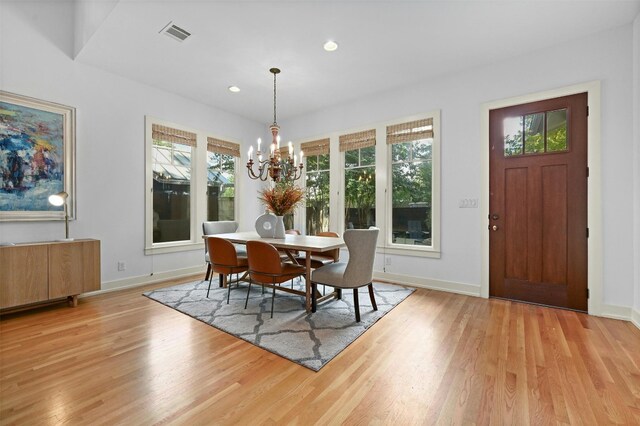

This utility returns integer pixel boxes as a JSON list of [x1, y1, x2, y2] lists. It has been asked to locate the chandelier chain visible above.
[[273, 71, 277, 125]]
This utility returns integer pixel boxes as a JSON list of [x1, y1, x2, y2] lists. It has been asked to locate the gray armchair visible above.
[[311, 227, 379, 322], [202, 221, 245, 283]]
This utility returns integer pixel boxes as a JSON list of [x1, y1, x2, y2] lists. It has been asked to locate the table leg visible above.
[[305, 253, 312, 312]]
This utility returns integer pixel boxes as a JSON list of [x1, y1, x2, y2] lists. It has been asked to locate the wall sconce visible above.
[[48, 191, 73, 241]]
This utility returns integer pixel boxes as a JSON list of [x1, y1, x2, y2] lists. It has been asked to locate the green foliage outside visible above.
[[391, 140, 432, 239], [305, 153, 330, 234], [344, 146, 375, 229]]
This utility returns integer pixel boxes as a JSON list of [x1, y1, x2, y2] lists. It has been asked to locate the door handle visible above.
[[491, 225, 498, 231]]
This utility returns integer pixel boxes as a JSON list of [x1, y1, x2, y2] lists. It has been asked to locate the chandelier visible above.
[[246, 68, 303, 182]]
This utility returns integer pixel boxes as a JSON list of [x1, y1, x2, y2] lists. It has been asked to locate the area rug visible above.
[[144, 279, 414, 371]]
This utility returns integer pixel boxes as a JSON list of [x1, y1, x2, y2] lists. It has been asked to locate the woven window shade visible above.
[[152, 124, 197, 147], [277, 146, 290, 158], [339, 129, 376, 152], [386, 118, 434, 145], [207, 137, 240, 157], [301, 138, 330, 156]]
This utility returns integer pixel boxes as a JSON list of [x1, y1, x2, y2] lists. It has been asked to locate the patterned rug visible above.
[[144, 279, 414, 371]]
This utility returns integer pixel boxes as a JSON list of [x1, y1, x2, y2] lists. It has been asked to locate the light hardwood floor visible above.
[[1, 275, 639, 425]]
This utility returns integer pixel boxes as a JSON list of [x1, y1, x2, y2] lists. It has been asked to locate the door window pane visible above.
[[207, 151, 235, 221], [547, 109, 568, 152], [504, 116, 524, 156], [152, 140, 191, 243], [524, 113, 545, 154]]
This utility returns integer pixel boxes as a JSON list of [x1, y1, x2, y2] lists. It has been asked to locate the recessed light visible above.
[[323, 40, 338, 52], [228, 86, 241, 93]]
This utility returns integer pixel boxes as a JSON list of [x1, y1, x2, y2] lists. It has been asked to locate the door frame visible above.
[[480, 81, 602, 315]]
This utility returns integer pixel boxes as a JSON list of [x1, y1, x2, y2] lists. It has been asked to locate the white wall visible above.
[[0, 1, 263, 285], [284, 24, 636, 309], [633, 14, 640, 319]]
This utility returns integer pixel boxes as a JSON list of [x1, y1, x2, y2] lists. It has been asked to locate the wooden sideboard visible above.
[[0, 239, 100, 311]]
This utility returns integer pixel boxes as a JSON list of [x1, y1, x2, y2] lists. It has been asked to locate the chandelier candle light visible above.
[[246, 68, 303, 182]]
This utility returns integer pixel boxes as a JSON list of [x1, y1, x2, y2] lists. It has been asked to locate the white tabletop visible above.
[[205, 231, 344, 252]]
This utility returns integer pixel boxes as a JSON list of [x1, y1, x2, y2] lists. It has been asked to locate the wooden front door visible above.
[[489, 93, 588, 311]]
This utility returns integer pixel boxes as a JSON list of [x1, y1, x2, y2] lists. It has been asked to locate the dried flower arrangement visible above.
[[259, 181, 304, 216]]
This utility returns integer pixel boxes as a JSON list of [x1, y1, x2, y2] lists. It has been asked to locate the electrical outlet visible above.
[[117, 261, 126, 271]]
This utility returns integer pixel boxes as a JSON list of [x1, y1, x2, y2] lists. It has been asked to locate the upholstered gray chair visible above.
[[202, 221, 246, 284], [311, 227, 379, 322]]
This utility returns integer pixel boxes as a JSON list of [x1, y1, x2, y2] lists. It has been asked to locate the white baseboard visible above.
[[373, 271, 481, 297], [632, 308, 640, 330], [81, 265, 206, 298], [598, 304, 632, 321]]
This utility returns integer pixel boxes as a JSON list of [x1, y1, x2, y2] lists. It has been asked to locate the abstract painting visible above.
[[0, 91, 75, 221]]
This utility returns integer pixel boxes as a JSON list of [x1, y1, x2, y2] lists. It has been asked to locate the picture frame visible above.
[[0, 91, 76, 221]]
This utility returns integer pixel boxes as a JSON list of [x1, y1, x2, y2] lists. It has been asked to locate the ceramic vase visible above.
[[255, 209, 276, 238], [274, 215, 286, 239]]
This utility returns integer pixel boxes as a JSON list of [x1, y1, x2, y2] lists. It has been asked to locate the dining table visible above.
[[204, 231, 345, 312]]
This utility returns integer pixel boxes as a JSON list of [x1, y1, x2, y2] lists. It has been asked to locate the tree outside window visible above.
[[207, 151, 235, 221], [305, 153, 330, 234], [390, 139, 432, 246], [344, 145, 375, 229]]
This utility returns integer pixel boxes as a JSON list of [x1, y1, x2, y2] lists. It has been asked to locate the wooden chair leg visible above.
[[244, 279, 252, 309], [353, 288, 360, 322], [311, 282, 317, 313], [368, 283, 377, 311]]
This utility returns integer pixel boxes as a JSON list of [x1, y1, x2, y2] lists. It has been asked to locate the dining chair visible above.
[[206, 237, 249, 303], [310, 228, 379, 322], [245, 240, 306, 318], [202, 221, 245, 283]]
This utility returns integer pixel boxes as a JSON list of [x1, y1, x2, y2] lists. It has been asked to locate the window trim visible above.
[[385, 111, 441, 256], [145, 116, 240, 255]]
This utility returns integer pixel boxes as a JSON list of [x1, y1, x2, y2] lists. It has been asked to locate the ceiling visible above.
[[75, 0, 640, 124]]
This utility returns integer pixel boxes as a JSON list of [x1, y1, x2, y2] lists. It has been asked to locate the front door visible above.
[[489, 93, 588, 311]]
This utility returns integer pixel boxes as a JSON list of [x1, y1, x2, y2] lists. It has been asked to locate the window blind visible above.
[[386, 118, 433, 145], [206, 137, 240, 157], [300, 138, 330, 156], [152, 124, 197, 147], [339, 129, 376, 152]]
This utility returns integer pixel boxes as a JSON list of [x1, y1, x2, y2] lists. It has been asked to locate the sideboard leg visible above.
[[67, 295, 78, 307]]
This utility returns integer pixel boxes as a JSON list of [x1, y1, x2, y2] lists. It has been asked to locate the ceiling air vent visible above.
[[160, 22, 191, 42]]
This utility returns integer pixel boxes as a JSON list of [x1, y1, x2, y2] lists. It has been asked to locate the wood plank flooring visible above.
[[1, 275, 639, 425]]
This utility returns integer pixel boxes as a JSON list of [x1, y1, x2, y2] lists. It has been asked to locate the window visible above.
[[387, 118, 433, 247], [302, 138, 330, 234], [504, 108, 568, 156], [206, 137, 239, 221], [340, 129, 376, 230], [145, 118, 240, 253], [150, 124, 196, 244]]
